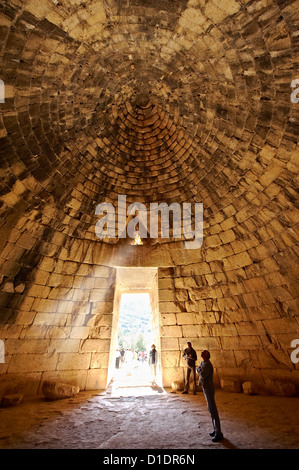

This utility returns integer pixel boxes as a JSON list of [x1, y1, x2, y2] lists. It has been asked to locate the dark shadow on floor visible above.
[[220, 438, 239, 449]]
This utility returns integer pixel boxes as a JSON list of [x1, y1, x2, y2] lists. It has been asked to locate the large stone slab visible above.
[[242, 381, 268, 396], [1, 393, 24, 407], [220, 378, 242, 393], [171, 380, 185, 391], [265, 379, 296, 397], [42, 380, 80, 400]]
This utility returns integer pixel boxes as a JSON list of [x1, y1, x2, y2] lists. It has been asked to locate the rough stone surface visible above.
[[265, 379, 297, 397], [0, 387, 298, 449], [220, 379, 242, 393], [171, 380, 185, 392], [242, 381, 267, 396], [1, 393, 23, 407], [41, 381, 80, 401]]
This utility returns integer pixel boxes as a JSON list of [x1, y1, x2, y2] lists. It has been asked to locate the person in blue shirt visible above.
[[197, 350, 223, 442]]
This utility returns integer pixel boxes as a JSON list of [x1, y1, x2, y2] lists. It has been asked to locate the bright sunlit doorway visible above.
[[107, 267, 164, 397]]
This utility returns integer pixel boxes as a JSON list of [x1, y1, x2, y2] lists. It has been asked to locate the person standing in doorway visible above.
[[120, 348, 125, 367], [197, 350, 223, 442], [182, 342, 197, 395], [149, 344, 158, 383]]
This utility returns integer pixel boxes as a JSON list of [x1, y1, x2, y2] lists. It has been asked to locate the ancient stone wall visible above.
[[158, 247, 299, 388], [0, 0, 298, 395], [0, 255, 115, 396]]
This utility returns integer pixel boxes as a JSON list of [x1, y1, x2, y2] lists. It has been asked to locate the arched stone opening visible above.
[[107, 267, 162, 388]]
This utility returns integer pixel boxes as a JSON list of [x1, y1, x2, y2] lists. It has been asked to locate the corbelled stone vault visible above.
[[0, 0, 298, 397]]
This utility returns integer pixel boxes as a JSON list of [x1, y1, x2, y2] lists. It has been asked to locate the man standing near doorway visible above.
[[197, 349, 223, 442], [120, 347, 125, 367], [182, 341, 197, 395]]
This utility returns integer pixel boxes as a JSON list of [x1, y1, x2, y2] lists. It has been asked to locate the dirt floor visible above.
[[0, 362, 298, 450]]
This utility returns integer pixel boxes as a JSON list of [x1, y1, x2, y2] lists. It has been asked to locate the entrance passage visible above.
[[111, 292, 162, 396], [107, 267, 164, 396]]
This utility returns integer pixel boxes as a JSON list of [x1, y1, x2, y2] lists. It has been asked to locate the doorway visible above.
[[107, 267, 163, 396]]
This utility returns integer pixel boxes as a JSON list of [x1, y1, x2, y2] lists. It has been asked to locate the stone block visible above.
[[48, 339, 80, 353], [56, 353, 91, 371], [90, 352, 109, 369], [5, 338, 50, 355], [1, 393, 24, 407], [159, 289, 176, 301], [161, 325, 182, 338], [171, 380, 185, 391], [242, 381, 267, 396], [34, 313, 68, 326], [40, 371, 87, 391], [162, 367, 184, 388], [161, 350, 181, 367], [0, 373, 41, 398], [7, 353, 58, 374], [220, 378, 242, 393], [265, 379, 296, 397], [159, 301, 182, 313], [160, 313, 177, 325], [70, 326, 90, 339], [161, 337, 179, 351], [181, 324, 202, 338], [158, 278, 173, 289], [85, 369, 108, 390], [41, 380, 80, 400]]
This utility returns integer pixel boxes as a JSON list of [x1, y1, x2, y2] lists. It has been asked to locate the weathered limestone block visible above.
[[220, 378, 242, 393], [171, 380, 185, 391], [56, 353, 91, 371], [175, 288, 188, 301], [159, 301, 182, 313], [90, 352, 109, 369], [34, 313, 68, 326], [265, 379, 296, 397], [160, 313, 177, 325], [161, 350, 181, 367], [223, 252, 253, 270], [49, 339, 81, 353], [159, 289, 176, 301], [161, 325, 182, 338], [242, 381, 266, 396], [7, 353, 58, 373], [85, 369, 107, 390], [181, 337, 220, 351], [89, 326, 111, 339], [176, 312, 200, 325], [1, 393, 24, 407], [181, 324, 202, 338], [161, 337, 179, 350], [158, 278, 173, 289], [70, 326, 90, 339], [42, 380, 80, 400], [162, 367, 184, 388], [174, 277, 197, 289]]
